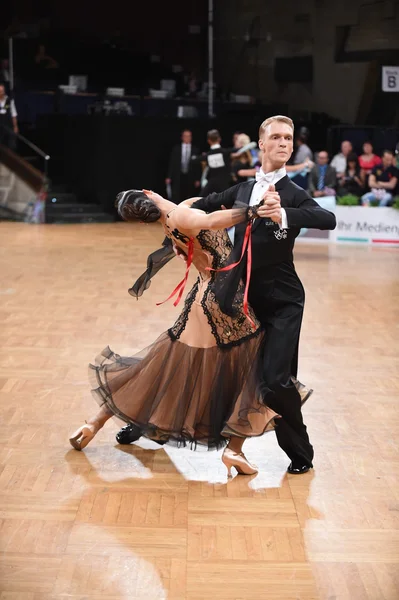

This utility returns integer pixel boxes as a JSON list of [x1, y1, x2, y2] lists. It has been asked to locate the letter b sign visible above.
[[382, 67, 399, 92]]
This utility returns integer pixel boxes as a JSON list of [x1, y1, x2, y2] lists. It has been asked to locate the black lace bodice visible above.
[[168, 228, 261, 348]]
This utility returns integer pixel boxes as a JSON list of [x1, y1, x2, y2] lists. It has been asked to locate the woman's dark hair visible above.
[[347, 152, 359, 165], [115, 190, 161, 223]]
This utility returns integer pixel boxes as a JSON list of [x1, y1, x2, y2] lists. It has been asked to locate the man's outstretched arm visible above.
[[191, 184, 241, 213]]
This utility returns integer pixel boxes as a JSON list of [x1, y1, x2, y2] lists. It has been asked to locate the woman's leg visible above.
[[86, 404, 113, 430], [227, 435, 245, 453], [361, 191, 374, 206], [379, 192, 393, 207]]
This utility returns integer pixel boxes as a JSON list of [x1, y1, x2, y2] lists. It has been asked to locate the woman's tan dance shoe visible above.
[[222, 447, 258, 478], [69, 421, 101, 451]]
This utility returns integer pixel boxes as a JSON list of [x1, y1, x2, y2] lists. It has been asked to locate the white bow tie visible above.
[[255, 171, 275, 184]]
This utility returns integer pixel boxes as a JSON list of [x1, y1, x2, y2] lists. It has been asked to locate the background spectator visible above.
[[308, 150, 337, 197], [184, 71, 200, 98], [165, 129, 201, 204], [0, 59, 10, 83], [232, 131, 242, 150], [361, 150, 398, 206], [35, 44, 59, 70], [331, 140, 353, 177], [196, 129, 235, 195], [235, 132, 258, 165], [293, 127, 313, 164], [0, 83, 19, 150], [338, 153, 364, 197], [231, 135, 253, 183], [358, 141, 381, 176]]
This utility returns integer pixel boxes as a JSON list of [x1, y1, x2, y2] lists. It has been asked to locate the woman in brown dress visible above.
[[69, 189, 278, 477]]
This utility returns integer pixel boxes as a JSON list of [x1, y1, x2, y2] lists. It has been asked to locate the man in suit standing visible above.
[[307, 150, 337, 197], [165, 129, 201, 204]]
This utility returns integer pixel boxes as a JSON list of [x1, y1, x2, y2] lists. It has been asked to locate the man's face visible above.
[[382, 152, 393, 168], [259, 122, 294, 166], [317, 151, 329, 166], [0, 85, 5, 99], [181, 131, 192, 144], [341, 141, 352, 156]]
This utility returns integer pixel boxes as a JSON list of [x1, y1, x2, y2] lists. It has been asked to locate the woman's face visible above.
[[363, 142, 373, 154], [348, 160, 356, 169]]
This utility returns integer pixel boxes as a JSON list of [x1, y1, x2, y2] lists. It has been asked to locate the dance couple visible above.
[[69, 115, 336, 477]]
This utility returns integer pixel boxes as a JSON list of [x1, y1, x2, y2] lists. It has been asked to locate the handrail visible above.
[[0, 124, 50, 179], [0, 143, 46, 193]]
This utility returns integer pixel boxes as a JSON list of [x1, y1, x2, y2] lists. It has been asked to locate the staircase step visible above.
[[45, 212, 115, 224], [46, 203, 105, 214]]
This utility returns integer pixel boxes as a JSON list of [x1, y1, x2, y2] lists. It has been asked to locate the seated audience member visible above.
[[361, 150, 398, 206], [331, 140, 353, 177], [308, 150, 337, 197], [338, 153, 364, 197], [358, 141, 381, 176]]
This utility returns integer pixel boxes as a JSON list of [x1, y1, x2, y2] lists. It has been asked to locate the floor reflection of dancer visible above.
[[69, 189, 280, 478]]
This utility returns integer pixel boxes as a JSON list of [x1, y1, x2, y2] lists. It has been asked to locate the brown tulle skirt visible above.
[[89, 331, 278, 450]]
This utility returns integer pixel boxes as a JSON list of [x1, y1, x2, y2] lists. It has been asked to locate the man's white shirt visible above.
[[228, 167, 288, 243], [330, 152, 346, 175], [0, 96, 17, 118], [181, 143, 191, 173]]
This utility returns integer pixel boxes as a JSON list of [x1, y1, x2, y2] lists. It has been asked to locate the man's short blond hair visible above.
[[259, 115, 294, 138]]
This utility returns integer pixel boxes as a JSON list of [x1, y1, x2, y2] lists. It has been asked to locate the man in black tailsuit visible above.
[[117, 115, 336, 474]]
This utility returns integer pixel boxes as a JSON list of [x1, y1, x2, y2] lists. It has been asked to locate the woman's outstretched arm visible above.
[[179, 197, 202, 207]]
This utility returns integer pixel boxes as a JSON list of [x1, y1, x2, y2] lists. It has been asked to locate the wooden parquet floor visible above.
[[0, 221, 399, 600]]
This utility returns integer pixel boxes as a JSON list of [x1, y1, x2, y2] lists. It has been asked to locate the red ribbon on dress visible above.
[[156, 237, 195, 307], [205, 220, 256, 329]]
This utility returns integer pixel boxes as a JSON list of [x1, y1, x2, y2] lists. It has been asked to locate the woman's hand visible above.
[[143, 189, 165, 203]]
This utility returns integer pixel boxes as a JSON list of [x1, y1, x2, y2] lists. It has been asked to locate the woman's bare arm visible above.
[[174, 205, 248, 233], [180, 197, 203, 207]]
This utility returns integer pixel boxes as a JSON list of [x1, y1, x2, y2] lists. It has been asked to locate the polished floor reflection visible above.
[[0, 222, 398, 599]]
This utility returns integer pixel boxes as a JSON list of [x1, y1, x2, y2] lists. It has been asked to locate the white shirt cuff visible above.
[[280, 208, 288, 229]]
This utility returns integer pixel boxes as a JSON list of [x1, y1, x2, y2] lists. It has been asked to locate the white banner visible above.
[[331, 206, 399, 246]]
